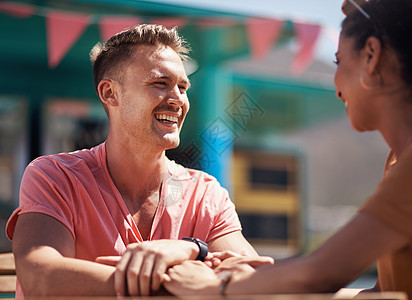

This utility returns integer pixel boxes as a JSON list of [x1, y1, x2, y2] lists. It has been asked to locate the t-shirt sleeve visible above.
[[359, 149, 412, 239], [204, 180, 242, 242], [6, 158, 76, 241]]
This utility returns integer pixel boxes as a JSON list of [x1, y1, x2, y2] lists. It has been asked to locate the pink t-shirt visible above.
[[7, 142, 241, 260]]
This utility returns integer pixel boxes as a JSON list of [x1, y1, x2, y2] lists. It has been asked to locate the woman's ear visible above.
[[364, 36, 382, 75], [97, 79, 119, 108]]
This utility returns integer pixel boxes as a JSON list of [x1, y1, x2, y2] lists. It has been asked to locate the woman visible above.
[[162, 0, 412, 298]]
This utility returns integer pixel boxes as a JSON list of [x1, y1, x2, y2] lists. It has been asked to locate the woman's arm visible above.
[[225, 212, 407, 295], [164, 212, 408, 296]]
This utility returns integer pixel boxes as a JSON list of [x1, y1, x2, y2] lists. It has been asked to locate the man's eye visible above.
[[178, 85, 187, 93], [154, 81, 167, 87]]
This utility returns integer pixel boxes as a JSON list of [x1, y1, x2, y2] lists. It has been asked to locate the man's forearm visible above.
[[17, 255, 117, 296]]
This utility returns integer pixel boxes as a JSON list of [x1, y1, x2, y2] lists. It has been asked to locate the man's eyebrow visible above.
[[145, 73, 191, 88], [182, 78, 191, 89]]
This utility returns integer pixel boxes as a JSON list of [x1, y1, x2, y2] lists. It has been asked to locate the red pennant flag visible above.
[[246, 17, 283, 60], [46, 10, 90, 69], [150, 17, 187, 29], [291, 22, 321, 74], [99, 16, 142, 41], [49, 100, 90, 117], [196, 17, 237, 29], [0, 1, 35, 18]]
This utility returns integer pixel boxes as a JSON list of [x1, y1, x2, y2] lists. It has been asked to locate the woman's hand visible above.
[[163, 255, 274, 297], [214, 255, 274, 273], [204, 250, 243, 268], [163, 260, 221, 296]]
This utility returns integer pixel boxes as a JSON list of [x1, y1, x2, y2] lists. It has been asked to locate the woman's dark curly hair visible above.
[[341, 0, 412, 84]]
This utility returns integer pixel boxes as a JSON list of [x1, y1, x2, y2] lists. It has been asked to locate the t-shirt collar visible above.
[[165, 157, 193, 181]]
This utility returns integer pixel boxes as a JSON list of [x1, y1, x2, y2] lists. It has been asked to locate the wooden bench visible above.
[[0, 252, 16, 297]]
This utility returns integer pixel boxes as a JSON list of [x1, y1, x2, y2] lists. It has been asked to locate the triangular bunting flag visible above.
[[150, 17, 187, 29], [246, 17, 283, 60], [48, 100, 90, 117], [291, 22, 321, 74], [46, 10, 90, 69], [196, 17, 237, 29], [99, 16, 142, 41], [0, 1, 35, 18]]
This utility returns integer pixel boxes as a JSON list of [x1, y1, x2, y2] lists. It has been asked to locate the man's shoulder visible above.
[[30, 143, 104, 173]]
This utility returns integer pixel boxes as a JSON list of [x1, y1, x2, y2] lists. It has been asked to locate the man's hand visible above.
[[96, 239, 198, 296]]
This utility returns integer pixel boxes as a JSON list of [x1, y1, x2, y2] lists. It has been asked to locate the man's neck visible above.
[[105, 138, 167, 202]]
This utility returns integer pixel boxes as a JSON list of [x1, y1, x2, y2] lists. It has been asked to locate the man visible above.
[[6, 24, 257, 298]]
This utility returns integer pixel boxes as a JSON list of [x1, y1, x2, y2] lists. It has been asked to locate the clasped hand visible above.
[[96, 240, 273, 297], [163, 254, 275, 296], [95, 239, 235, 296], [96, 239, 199, 296]]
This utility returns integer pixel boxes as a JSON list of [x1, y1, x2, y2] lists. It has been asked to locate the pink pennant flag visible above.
[[246, 17, 283, 60], [291, 22, 321, 74], [49, 100, 90, 117], [196, 17, 237, 29], [150, 17, 187, 29], [46, 10, 90, 69], [99, 16, 142, 41], [0, 1, 35, 18]]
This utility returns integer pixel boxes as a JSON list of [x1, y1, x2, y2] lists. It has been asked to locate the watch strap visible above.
[[182, 237, 208, 261]]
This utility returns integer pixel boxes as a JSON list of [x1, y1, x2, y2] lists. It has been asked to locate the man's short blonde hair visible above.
[[90, 24, 190, 114]]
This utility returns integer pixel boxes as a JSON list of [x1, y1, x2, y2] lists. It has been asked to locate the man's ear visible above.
[[97, 79, 119, 108], [364, 36, 382, 75]]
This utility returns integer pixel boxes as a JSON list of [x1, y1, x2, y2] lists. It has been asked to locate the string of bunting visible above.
[[0, 0, 335, 73]]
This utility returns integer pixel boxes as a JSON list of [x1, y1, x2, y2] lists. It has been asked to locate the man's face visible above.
[[114, 45, 190, 151]]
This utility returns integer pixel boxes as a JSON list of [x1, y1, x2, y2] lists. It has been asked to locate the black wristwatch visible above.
[[182, 237, 208, 261]]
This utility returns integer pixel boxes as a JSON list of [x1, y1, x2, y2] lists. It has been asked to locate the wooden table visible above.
[[0, 252, 15, 275], [1, 252, 407, 300], [0, 252, 16, 295], [22, 293, 407, 300]]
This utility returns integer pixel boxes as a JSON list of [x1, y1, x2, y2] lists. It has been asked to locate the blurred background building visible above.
[[0, 0, 388, 280]]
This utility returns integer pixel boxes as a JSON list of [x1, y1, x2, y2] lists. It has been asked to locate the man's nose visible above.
[[166, 85, 185, 106]]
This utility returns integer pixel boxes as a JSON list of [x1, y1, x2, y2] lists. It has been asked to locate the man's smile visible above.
[[154, 113, 179, 123]]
